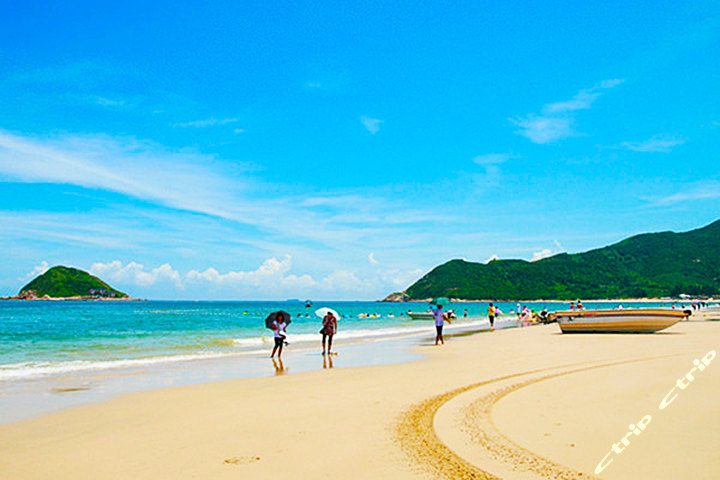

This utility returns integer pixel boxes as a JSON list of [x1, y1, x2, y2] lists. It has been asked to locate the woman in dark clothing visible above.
[[321, 312, 338, 355]]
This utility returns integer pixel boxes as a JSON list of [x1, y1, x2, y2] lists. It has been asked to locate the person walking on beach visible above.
[[487, 302, 496, 331], [321, 311, 338, 355], [270, 313, 288, 359], [431, 304, 451, 345]]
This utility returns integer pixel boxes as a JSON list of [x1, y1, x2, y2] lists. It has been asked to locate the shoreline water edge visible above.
[[1, 312, 718, 479], [1, 299, 716, 425]]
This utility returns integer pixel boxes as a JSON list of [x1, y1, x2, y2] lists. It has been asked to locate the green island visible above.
[[11, 266, 129, 300], [387, 219, 720, 301]]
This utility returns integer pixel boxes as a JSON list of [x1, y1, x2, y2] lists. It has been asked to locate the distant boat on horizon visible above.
[[552, 308, 687, 333]]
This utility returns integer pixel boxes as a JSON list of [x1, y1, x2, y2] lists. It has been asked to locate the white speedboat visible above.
[[552, 308, 686, 333], [407, 311, 434, 321]]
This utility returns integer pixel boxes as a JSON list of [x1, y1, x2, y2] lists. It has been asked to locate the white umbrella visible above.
[[315, 307, 339, 319]]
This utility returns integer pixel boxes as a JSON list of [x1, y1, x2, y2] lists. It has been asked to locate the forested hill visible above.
[[19, 266, 128, 299], [402, 220, 720, 300]]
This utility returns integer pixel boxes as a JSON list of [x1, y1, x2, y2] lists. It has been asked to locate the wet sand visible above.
[[1, 319, 718, 479]]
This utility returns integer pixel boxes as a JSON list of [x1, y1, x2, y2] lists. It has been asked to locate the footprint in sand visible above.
[[223, 456, 261, 465]]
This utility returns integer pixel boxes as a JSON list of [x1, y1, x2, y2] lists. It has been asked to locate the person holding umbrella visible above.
[[266, 311, 290, 359], [431, 299, 451, 345], [315, 307, 339, 355]]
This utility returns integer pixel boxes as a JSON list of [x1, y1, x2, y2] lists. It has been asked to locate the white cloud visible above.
[[174, 118, 239, 128], [81, 257, 429, 300], [621, 134, 685, 153], [543, 90, 600, 114], [512, 79, 624, 144], [360, 116, 383, 134], [92, 96, 127, 107], [531, 240, 565, 261], [473, 153, 515, 166], [647, 181, 720, 206], [0, 130, 441, 252], [532, 249, 553, 261], [186, 256, 314, 289], [368, 252, 379, 264], [21, 261, 50, 282], [0, 130, 247, 221], [0, 130, 541, 299], [317, 270, 366, 291], [375, 267, 425, 291], [471, 153, 518, 189], [486, 254, 500, 263], [90, 261, 182, 287], [511, 114, 576, 144]]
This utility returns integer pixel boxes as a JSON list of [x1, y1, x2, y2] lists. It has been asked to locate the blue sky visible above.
[[1, 1, 719, 299]]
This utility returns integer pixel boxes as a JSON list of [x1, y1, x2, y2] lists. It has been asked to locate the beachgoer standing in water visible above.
[[487, 302, 496, 331], [431, 304, 451, 345], [321, 311, 338, 355], [270, 313, 288, 359]]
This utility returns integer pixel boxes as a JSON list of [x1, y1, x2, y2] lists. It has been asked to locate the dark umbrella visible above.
[[265, 310, 292, 329]]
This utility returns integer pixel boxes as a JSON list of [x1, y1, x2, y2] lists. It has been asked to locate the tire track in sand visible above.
[[395, 355, 680, 480]]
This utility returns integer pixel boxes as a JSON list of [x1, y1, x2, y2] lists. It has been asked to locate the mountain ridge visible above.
[[393, 220, 720, 301]]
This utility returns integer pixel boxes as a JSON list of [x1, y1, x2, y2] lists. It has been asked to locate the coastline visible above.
[[0, 296, 145, 301], [0, 316, 510, 424], [1, 319, 718, 479], [383, 296, 717, 303]]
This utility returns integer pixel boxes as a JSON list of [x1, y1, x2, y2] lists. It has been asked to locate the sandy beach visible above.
[[1, 316, 718, 479]]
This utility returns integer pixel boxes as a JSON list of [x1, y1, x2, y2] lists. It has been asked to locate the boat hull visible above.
[[554, 309, 685, 333], [407, 311, 434, 321]]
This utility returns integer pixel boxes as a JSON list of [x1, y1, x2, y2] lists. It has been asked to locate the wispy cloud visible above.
[[532, 249, 553, 261], [92, 96, 129, 107], [88, 257, 371, 297], [0, 130, 465, 269], [368, 252, 379, 264], [511, 79, 624, 144], [87, 257, 428, 299], [91, 260, 183, 287], [360, 116, 383, 134], [21, 261, 50, 282], [621, 134, 685, 153], [473, 153, 514, 165], [471, 153, 518, 189], [185, 255, 316, 289], [0, 130, 244, 220], [173, 118, 239, 128], [531, 240, 564, 261], [510, 115, 576, 144], [647, 181, 720, 206]]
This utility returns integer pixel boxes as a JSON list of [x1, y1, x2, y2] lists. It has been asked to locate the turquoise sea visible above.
[[0, 299, 681, 423], [0, 300, 497, 380], [1, 299, 686, 380]]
